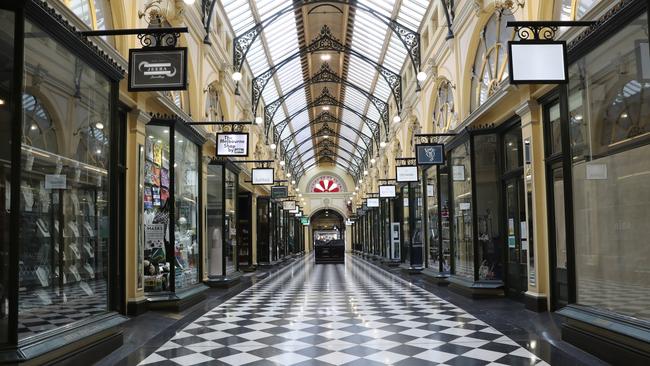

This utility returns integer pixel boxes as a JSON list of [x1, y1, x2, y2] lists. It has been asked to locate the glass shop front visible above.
[[141, 119, 205, 298], [0, 2, 126, 362]]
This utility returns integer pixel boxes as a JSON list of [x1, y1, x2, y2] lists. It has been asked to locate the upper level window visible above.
[[66, 0, 113, 30], [433, 80, 456, 132], [560, 0, 600, 21], [470, 10, 515, 112], [310, 175, 344, 193]]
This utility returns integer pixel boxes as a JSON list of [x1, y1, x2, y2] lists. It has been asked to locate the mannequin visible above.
[[209, 226, 223, 276]]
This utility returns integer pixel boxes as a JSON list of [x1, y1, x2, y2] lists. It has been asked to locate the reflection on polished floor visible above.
[[136, 255, 561, 366]]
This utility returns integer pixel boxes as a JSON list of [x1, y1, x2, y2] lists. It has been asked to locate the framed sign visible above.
[[282, 200, 296, 211], [128, 47, 187, 91], [252, 168, 274, 185], [216, 132, 249, 157], [508, 41, 568, 84], [415, 143, 445, 165], [271, 185, 288, 198], [452, 165, 465, 181], [396, 166, 418, 182], [367, 198, 380, 208], [379, 185, 396, 198]]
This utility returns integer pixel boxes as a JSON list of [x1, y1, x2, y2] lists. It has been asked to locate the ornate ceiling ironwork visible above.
[[251, 25, 402, 115]]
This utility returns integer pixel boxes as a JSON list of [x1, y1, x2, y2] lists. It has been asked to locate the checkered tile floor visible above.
[[139, 255, 548, 366]]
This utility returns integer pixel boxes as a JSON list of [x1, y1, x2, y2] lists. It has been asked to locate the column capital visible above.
[[515, 100, 539, 119]]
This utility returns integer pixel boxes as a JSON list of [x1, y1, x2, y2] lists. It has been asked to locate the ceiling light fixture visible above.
[[232, 71, 242, 81], [270, 143, 277, 150], [323, 106, 330, 111], [183, 0, 195, 4], [291, 180, 296, 185], [416, 71, 427, 82], [320, 54, 331, 61], [393, 115, 401, 123], [370, 158, 376, 164], [279, 160, 285, 166], [380, 141, 387, 148], [363, 170, 368, 175], [255, 116, 263, 124], [286, 172, 291, 177]]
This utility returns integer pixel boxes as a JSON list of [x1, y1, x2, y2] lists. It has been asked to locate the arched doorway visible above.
[[311, 208, 346, 263]]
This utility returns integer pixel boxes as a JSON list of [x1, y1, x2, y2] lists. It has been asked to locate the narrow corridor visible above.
[[137, 256, 550, 366]]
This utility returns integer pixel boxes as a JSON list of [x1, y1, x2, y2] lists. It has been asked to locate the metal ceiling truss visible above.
[[280, 111, 376, 149], [284, 123, 370, 167], [290, 149, 362, 177], [264, 65, 387, 140], [251, 25, 402, 116], [285, 129, 367, 165], [210, 0, 422, 79]]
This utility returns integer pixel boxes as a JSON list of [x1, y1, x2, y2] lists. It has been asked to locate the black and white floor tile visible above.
[[139, 256, 549, 366]]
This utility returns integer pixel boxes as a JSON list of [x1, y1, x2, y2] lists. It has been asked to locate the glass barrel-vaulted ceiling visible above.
[[220, 0, 429, 183]]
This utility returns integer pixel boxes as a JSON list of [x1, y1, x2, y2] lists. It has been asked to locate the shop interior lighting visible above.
[[95, 122, 104, 130]]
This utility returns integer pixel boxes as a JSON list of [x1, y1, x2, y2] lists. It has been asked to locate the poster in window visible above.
[[145, 224, 165, 249], [160, 187, 169, 204], [146, 141, 154, 161], [161, 168, 169, 188], [144, 187, 153, 209], [153, 143, 162, 165], [144, 161, 154, 185], [152, 187, 161, 206], [152, 166, 161, 186]]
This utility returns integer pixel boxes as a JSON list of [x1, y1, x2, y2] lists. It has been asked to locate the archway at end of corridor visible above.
[[308, 208, 348, 252]]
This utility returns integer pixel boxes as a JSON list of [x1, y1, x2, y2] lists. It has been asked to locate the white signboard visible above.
[[144, 224, 165, 249], [216, 133, 249, 156], [452, 165, 465, 181], [45, 174, 67, 190], [379, 185, 396, 198], [427, 185, 434, 197], [252, 168, 274, 185], [367, 198, 379, 207], [586, 163, 608, 180], [396, 166, 418, 182], [282, 200, 296, 211], [509, 41, 568, 84]]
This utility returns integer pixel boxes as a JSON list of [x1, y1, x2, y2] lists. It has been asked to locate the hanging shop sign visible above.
[[508, 41, 567, 84], [252, 168, 274, 185], [367, 198, 380, 208], [396, 166, 418, 182], [283, 200, 296, 211], [379, 185, 396, 198], [415, 143, 445, 165], [128, 47, 188, 91], [216, 132, 249, 157], [271, 185, 288, 198]]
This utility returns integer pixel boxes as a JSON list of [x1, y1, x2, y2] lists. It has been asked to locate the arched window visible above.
[[22, 94, 58, 153], [470, 10, 515, 112], [66, 0, 113, 30], [433, 80, 456, 132], [560, 0, 600, 21], [310, 175, 345, 193]]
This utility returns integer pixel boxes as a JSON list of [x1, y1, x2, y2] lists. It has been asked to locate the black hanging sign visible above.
[[271, 185, 288, 198], [128, 47, 188, 91], [415, 143, 445, 165]]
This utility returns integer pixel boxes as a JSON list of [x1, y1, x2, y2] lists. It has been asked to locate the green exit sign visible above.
[[300, 217, 310, 225]]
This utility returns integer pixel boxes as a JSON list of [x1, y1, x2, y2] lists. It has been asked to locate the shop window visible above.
[[432, 80, 456, 132], [450, 141, 473, 279], [66, 0, 114, 44], [568, 12, 650, 321], [18, 19, 112, 339], [470, 10, 515, 112]]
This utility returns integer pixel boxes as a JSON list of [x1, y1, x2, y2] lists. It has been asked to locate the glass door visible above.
[[504, 177, 527, 297], [550, 164, 569, 308]]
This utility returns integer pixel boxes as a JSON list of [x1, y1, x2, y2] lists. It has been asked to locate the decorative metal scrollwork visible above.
[[395, 157, 417, 166], [136, 29, 181, 48], [514, 25, 558, 40], [387, 20, 421, 75], [233, 23, 264, 72]]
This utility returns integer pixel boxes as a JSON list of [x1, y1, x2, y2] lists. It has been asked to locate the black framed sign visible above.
[[396, 166, 418, 182], [367, 198, 380, 208], [271, 185, 288, 198], [216, 132, 249, 157], [379, 185, 396, 198], [252, 168, 274, 185], [415, 143, 445, 165], [282, 200, 296, 211], [508, 40, 568, 84], [128, 47, 188, 91]]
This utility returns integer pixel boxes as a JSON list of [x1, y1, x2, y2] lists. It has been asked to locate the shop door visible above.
[[504, 176, 527, 297], [256, 197, 270, 264], [549, 164, 569, 309], [237, 192, 252, 268]]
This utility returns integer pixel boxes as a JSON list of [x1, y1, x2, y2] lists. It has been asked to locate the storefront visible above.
[[141, 118, 207, 307], [206, 159, 240, 286], [0, 1, 127, 363], [541, 1, 650, 362], [256, 196, 272, 266], [421, 119, 524, 297], [236, 190, 253, 270], [397, 181, 424, 270]]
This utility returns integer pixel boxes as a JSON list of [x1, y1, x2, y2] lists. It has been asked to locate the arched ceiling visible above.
[[221, 0, 429, 183]]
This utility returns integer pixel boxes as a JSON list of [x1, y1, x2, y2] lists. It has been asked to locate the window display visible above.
[[451, 142, 473, 279], [17, 19, 111, 339], [142, 122, 201, 293], [568, 13, 650, 321]]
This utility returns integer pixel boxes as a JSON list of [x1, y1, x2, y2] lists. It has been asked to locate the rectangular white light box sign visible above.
[[508, 41, 568, 84], [367, 198, 380, 207], [216, 132, 249, 157], [379, 185, 396, 198], [252, 168, 274, 185], [283, 200, 296, 211], [396, 166, 418, 182]]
